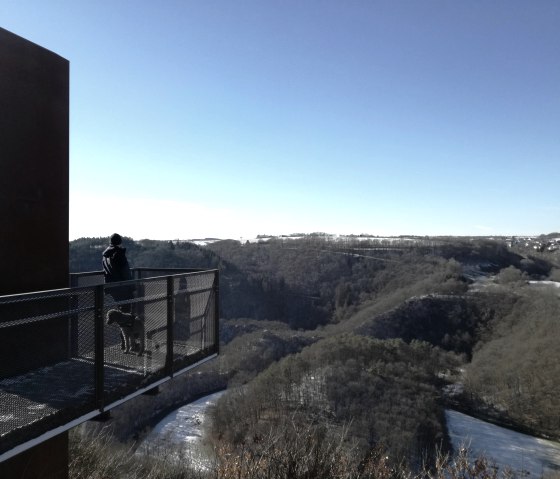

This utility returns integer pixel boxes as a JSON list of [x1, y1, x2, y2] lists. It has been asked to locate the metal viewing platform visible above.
[[0, 268, 219, 462]]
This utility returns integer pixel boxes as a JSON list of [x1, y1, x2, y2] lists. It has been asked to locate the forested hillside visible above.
[[70, 234, 560, 473]]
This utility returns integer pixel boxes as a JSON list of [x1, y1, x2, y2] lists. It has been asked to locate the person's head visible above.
[[110, 233, 122, 246]]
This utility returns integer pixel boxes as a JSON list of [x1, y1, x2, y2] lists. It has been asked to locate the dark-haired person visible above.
[[102, 233, 132, 286], [102, 233, 134, 349]]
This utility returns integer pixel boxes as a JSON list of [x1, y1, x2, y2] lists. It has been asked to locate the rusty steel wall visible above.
[[0, 26, 69, 295], [0, 27, 69, 374], [0, 27, 69, 478]]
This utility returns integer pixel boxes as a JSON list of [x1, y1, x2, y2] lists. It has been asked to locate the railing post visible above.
[[94, 284, 105, 411], [166, 276, 174, 377], [214, 270, 220, 355]]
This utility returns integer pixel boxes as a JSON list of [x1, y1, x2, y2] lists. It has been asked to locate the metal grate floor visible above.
[[0, 340, 201, 455]]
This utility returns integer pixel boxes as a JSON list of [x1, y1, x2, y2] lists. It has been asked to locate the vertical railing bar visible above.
[[166, 276, 174, 377], [68, 290, 79, 358], [214, 270, 220, 355], [201, 293, 206, 352], [94, 284, 105, 412]]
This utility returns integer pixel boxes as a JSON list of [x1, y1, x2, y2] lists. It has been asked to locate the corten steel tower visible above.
[[0, 27, 70, 478]]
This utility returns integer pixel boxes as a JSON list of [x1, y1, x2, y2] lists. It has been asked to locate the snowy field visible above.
[[185, 234, 427, 246], [446, 410, 560, 477], [136, 390, 225, 470]]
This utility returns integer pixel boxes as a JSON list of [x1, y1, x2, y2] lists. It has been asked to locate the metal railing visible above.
[[0, 268, 219, 462]]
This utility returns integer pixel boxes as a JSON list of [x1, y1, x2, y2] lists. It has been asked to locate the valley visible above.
[[70, 233, 560, 477]]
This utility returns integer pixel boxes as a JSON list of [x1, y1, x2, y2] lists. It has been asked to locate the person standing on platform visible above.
[[102, 233, 134, 349]]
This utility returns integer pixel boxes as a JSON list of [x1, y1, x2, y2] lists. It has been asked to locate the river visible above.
[[136, 390, 226, 470], [138, 391, 560, 476], [446, 410, 560, 477]]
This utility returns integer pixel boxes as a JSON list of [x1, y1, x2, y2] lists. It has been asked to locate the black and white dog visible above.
[[106, 309, 145, 356]]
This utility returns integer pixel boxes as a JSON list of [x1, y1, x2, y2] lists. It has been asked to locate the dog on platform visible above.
[[106, 309, 145, 356]]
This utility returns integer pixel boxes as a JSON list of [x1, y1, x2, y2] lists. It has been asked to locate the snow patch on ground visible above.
[[528, 281, 560, 289], [446, 410, 560, 477]]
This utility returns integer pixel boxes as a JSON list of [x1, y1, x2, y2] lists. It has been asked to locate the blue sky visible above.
[[3, 1, 559, 240]]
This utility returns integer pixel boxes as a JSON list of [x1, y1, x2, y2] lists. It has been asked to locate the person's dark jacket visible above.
[[102, 245, 132, 283]]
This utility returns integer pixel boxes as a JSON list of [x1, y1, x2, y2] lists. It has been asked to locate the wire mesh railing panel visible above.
[[103, 279, 167, 403], [186, 271, 216, 293], [135, 269, 187, 280], [204, 289, 218, 351], [69, 272, 105, 288], [171, 272, 218, 372], [189, 290, 212, 321], [141, 280, 169, 375], [172, 276, 193, 364], [0, 269, 218, 460], [173, 276, 191, 346], [0, 288, 98, 455], [190, 292, 213, 349], [69, 288, 96, 358], [0, 289, 70, 329], [136, 268, 207, 278]]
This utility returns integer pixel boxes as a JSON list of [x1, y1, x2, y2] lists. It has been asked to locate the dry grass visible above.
[[68, 423, 558, 479], [69, 428, 207, 479]]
